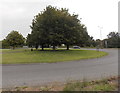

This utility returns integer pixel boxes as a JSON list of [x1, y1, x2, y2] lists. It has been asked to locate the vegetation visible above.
[[4, 76, 118, 91], [27, 6, 91, 50], [2, 49, 107, 64], [103, 32, 120, 48], [2, 31, 25, 49], [83, 31, 120, 48], [2, 39, 10, 49], [63, 77, 118, 91], [1, 6, 119, 50]]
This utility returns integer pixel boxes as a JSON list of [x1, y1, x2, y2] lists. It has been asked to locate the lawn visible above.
[[2, 48, 108, 64]]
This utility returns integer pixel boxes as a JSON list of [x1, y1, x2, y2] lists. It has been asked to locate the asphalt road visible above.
[[2, 48, 118, 88]]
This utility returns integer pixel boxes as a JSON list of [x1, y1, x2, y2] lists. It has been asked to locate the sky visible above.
[[0, 0, 119, 40]]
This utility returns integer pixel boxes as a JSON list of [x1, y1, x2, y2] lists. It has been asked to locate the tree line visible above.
[[103, 32, 120, 48], [1, 6, 120, 49]]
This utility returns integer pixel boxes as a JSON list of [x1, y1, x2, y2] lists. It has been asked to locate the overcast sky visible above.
[[0, 0, 119, 40]]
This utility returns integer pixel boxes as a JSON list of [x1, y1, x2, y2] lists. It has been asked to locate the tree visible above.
[[6, 31, 25, 49], [95, 39, 101, 47], [2, 39, 10, 49], [85, 36, 96, 47], [28, 5, 89, 50], [105, 32, 120, 48]]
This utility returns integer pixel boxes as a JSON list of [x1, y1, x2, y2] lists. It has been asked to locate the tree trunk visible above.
[[67, 45, 69, 50], [41, 44, 44, 51], [35, 45, 38, 50], [13, 46, 15, 50], [53, 45, 56, 50], [31, 48, 33, 51]]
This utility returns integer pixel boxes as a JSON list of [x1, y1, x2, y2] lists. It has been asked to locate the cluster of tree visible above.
[[26, 6, 91, 50], [102, 32, 120, 48], [2, 31, 25, 49], [2, 6, 119, 50], [87, 32, 120, 48]]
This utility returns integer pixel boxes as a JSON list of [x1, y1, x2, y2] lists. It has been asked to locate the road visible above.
[[2, 48, 118, 88]]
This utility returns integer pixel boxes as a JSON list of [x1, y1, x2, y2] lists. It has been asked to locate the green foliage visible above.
[[2, 39, 10, 49], [107, 32, 120, 48], [27, 5, 90, 50], [6, 31, 25, 49], [0, 41, 1, 49], [85, 36, 97, 47], [103, 32, 120, 48]]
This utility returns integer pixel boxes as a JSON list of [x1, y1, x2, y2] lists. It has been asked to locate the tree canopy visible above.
[[103, 32, 120, 48], [5, 31, 25, 49], [27, 6, 90, 50]]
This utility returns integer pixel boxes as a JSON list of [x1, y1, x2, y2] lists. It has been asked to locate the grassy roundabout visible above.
[[2, 48, 108, 64]]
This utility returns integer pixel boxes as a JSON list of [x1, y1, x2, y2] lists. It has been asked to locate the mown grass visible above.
[[2, 48, 108, 64]]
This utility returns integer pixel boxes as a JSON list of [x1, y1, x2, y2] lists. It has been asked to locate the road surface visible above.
[[2, 48, 118, 88]]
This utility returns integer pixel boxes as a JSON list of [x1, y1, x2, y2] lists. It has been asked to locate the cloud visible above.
[[1, 0, 58, 40], [0, 0, 118, 40]]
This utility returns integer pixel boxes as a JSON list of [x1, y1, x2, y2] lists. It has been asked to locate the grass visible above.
[[3, 76, 118, 91], [2, 48, 108, 64], [63, 77, 118, 91]]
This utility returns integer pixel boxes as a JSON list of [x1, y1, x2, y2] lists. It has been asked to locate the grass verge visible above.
[[63, 77, 118, 91], [3, 76, 118, 91], [2, 48, 108, 64]]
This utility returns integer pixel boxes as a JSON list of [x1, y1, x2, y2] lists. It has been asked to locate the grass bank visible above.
[[63, 76, 118, 91], [3, 76, 118, 91], [2, 48, 108, 64]]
